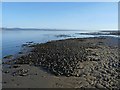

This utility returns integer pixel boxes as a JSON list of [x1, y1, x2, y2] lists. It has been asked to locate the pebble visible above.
[[12, 65, 20, 68], [12, 69, 29, 76], [95, 83, 105, 88], [4, 70, 9, 73]]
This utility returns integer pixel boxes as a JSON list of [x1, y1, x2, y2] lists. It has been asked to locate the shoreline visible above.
[[2, 36, 119, 88], [2, 30, 119, 58]]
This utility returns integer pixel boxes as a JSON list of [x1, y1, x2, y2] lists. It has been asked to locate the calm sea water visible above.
[[1, 29, 117, 58]]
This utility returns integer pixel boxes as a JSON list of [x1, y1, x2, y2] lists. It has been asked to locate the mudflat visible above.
[[2, 37, 120, 88]]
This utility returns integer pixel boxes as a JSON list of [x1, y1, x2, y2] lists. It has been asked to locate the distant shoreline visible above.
[[1, 28, 119, 32], [2, 28, 89, 31], [76, 31, 120, 36], [2, 28, 119, 36]]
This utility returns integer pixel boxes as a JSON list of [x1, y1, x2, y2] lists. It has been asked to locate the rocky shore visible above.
[[2, 37, 120, 88], [75, 30, 120, 36]]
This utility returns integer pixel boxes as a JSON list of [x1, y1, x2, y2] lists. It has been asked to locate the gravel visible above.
[[3, 37, 119, 88]]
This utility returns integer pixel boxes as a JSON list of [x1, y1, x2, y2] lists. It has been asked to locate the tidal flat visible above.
[[2, 36, 120, 88]]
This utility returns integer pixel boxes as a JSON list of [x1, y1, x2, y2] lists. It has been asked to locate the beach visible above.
[[2, 36, 119, 88]]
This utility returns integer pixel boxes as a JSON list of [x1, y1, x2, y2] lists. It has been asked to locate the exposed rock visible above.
[[12, 65, 20, 68], [3, 37, 119, 88], [4, 70, 9, 74], [95, 83, 105, 88], [12, 69, 29, 76]]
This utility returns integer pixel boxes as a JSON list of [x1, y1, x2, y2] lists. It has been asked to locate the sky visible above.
[[2, 2, 118, 30]]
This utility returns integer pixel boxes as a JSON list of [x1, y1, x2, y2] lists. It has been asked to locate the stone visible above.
[[76, 74, 79, 77], [12, 69, 29, 76], [95, 83, 105, 88], [19, 73, 28, 76], [4, 70, 9, 73], [12, 65, 20, 68]]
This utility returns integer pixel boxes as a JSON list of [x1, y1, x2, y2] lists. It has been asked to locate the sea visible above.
[[1, 29, 118, 59]]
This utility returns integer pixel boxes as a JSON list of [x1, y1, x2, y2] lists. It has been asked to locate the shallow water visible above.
[[1, 29, 118, 58]]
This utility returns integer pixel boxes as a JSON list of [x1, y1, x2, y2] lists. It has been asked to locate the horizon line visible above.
[[1, 27, 119, 31]]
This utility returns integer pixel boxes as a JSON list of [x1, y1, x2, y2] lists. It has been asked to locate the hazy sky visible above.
[[2, 2, 118, 30]]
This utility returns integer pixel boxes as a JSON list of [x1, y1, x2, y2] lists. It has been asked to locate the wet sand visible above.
[[2, 36, 120, 88]]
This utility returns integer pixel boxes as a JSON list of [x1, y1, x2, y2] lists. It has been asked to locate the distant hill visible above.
[[2, 28, 41, 30], [1, 28, 86, 31]]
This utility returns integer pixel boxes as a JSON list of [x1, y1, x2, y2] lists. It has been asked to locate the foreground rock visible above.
[[3, 37, 120, 88]]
